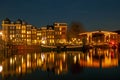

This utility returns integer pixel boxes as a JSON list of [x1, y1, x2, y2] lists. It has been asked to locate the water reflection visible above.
[[0, 48, 119, 79]]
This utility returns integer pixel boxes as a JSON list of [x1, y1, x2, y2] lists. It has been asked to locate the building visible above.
[[1, 18, 67, 46], [114, 30, 120, 52], [114, 30, 120, 43], [54, 22, 67, 45], [46, 25, 55, 45], [40, 27, 47, 45], [2, 18, 23, 45], [36, 28, 42, 45], [2, 18, 37, 46]]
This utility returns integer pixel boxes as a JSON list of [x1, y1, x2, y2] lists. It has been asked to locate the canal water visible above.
[[0, 49, 120, 80]]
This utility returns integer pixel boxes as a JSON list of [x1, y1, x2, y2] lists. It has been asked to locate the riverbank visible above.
[[41, 45, 91, 52]]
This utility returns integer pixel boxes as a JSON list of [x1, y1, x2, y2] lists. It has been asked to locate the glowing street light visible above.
[[0, 65, 3, 73], [0, 32, 2, 35], [41, 40, 46, 44], [109, 41, 115, 45], [41, 37, 46, 45]]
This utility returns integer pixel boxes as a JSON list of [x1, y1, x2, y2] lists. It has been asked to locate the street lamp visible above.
[[41, 37, 46, 45], [0, 32, 2, 35], [0, 65, 3, 73]]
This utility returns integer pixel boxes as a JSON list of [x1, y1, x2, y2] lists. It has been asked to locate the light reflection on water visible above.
[[0, 48, 120, 80]]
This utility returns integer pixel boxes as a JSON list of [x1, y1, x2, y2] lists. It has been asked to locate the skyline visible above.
[[0, 0, 120, 31]]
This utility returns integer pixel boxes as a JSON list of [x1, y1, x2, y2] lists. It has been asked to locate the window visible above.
[[13, 31, 15, 34], [60, 28, 61, 31], [62, 32, 65, 34], [27, 39, 31, 42], [13, 26, 16, 29], [16, 26, 21, 29], [27, 27, 32, 30], [55, 27, 59, 31], [32, 31, 36, 34], [22, 30, 26, 33], [52, 36, 54, 38], [16, 30, 21, 34], [10, 26, 13, 29], [37, 33, 41, 36], [37, 37, 39, 39], [27, 31, 31, 34], [22, 35, 26, 38], [62, 28, 66, 31], [59, 24, 67, 26], [10, 35, 13, 39], [10, 31, 13, 34], [13, 35, 15, 37], [27, 35, 31, 38], [60, 32, 61, 35], [22, 25, 26, 29]]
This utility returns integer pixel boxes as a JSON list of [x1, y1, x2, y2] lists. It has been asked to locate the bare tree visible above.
[[67, 21, 85, 41]]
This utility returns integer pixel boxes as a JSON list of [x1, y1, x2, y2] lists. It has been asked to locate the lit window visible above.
[[27, 39, 31, 42], [22, 26, 26, 29], [10, 35, 13, 39], [32, 31, 36, 34], [16, 26, 21, 29], [37, 37, 39, 39], [60, 27, 61, 31], [50, 40, 52, 43], [60, 32, 61, 35], [22, 35, 23, 37], [37, 33, 41, 36], [27, 31, 31, 34], [0, 65, 3, 72], [27, 35, 31, 37], [22, 30, 26, 33], [10, 26, 13, 29]]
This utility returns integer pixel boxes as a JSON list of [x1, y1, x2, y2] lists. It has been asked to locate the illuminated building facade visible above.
[[40, 27, 47, 45], [2, 18, 26, 45], [79, 31, 118, 47], [0, 30, 2, 39], [36, 28, 42, 45], [1, 18, 67, 46], [2, 18, 37, 45], [114, 30, 120, 44], [46, 25, 55, 45], [54, 23, 67, 45]]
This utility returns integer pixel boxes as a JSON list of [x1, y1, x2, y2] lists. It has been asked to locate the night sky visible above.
[[0, 0, 120, 31]]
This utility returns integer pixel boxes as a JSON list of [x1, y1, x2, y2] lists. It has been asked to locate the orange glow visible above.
[[0, 65, 3, 72], [22, 57, 24, 63], [22, 63, 26, 73], [63, 53, 66, 62], [19, 66, 21, 73], [73, 56, 77, 63], [0, 32, 2, 35], [60, 60, 62, 71], [110, 41, 115, 45], [10, 58, 13, 65]]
